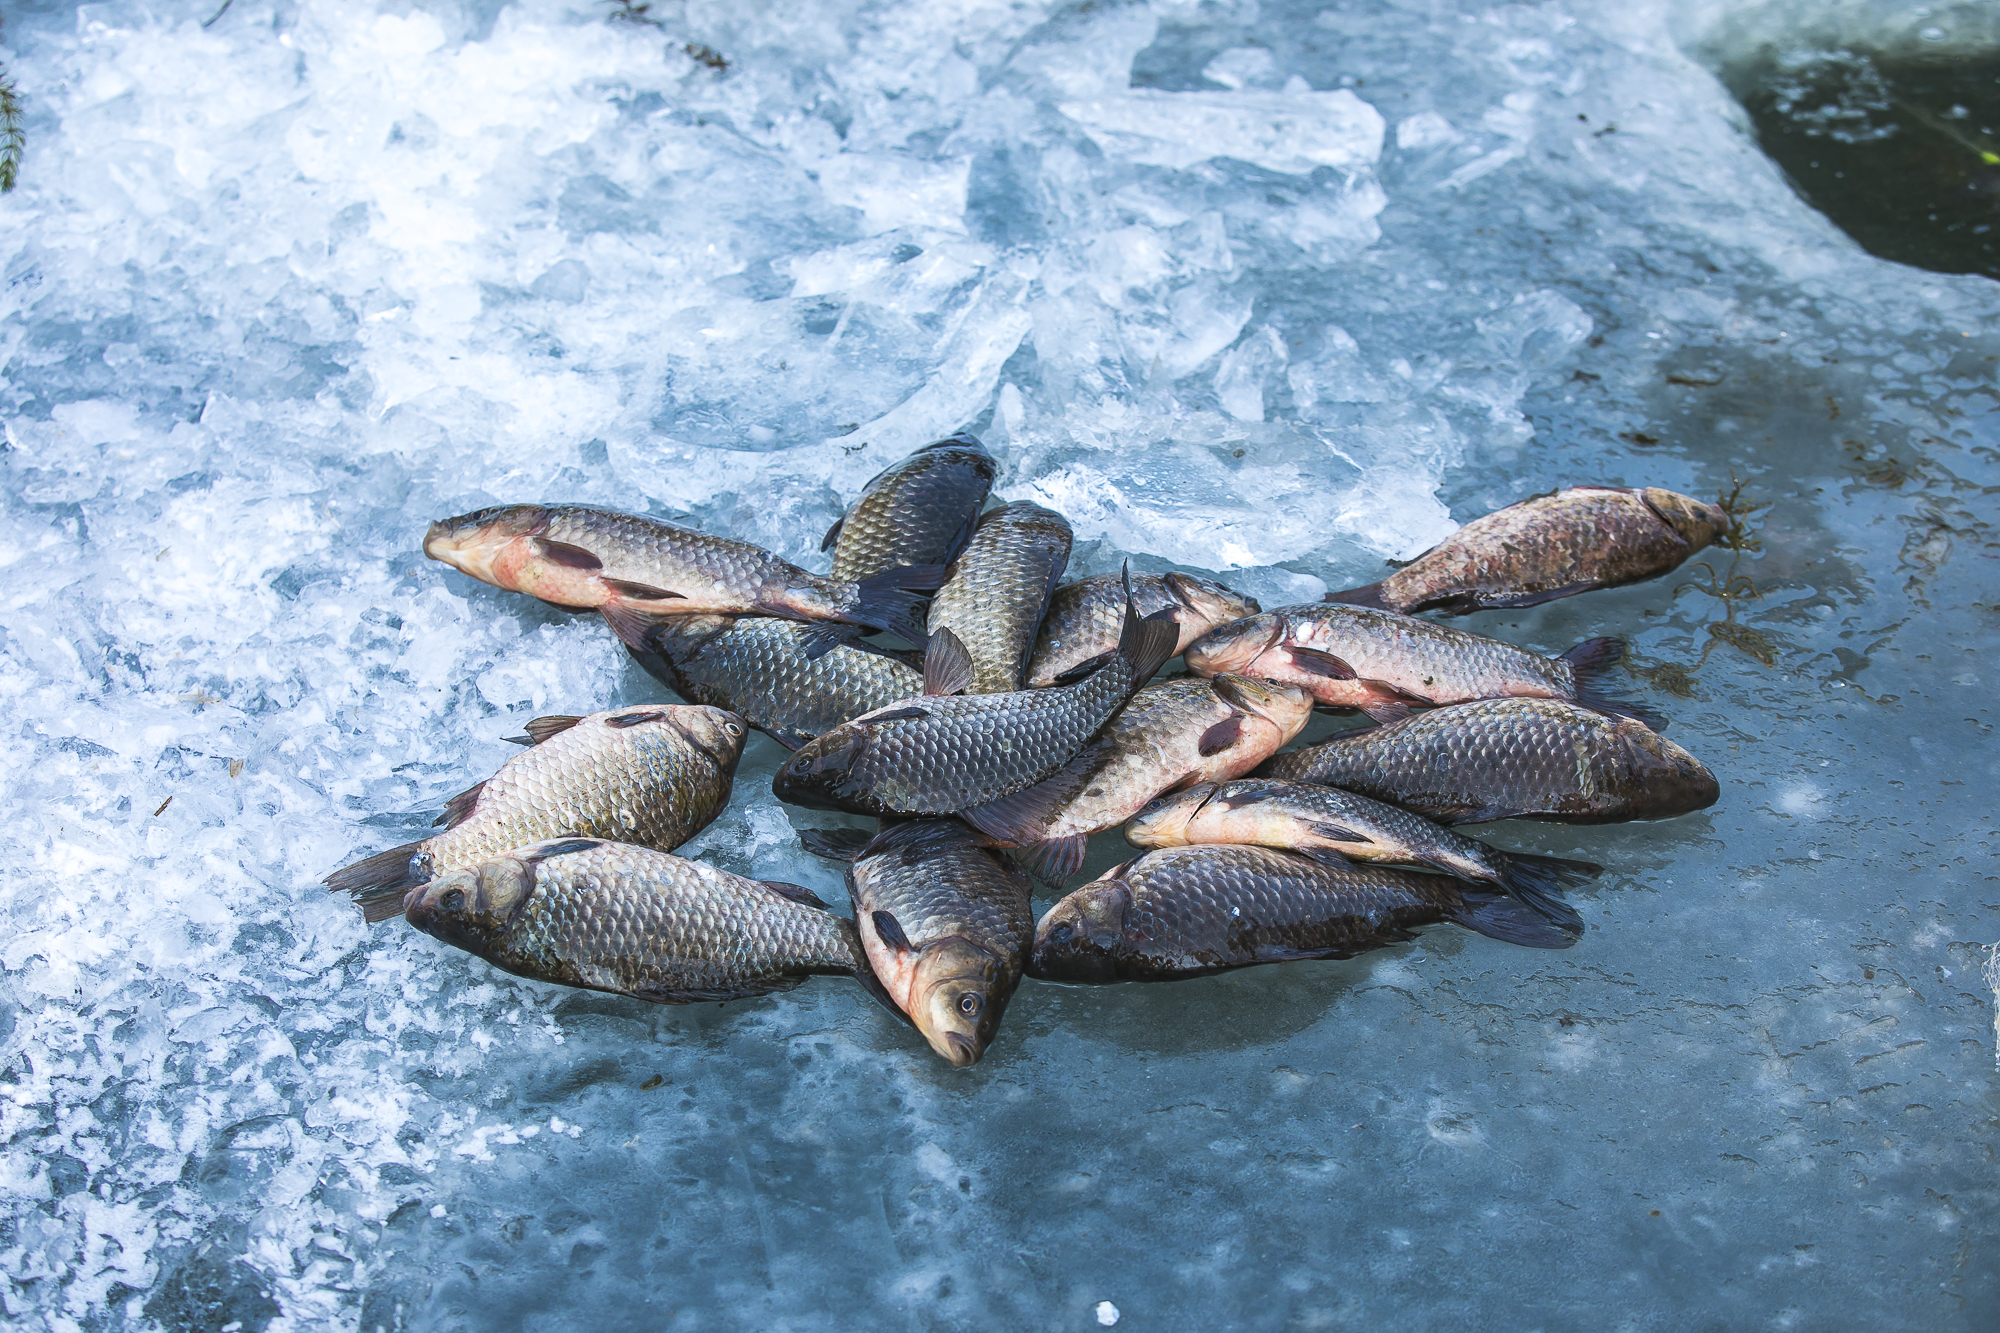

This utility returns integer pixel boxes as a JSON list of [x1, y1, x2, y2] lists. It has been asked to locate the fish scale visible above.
[[772, 586, 1178, 815], [926, 501, 1073, 693], [1029, 844, 1572, 983], [324, 705, 745, 922], [843, 819, 1034, 1066], [1027, 572, 1259, 687], [629, 613, 921, 749], [827, 435, 996, 583], [1326, 485, 1731, 615], [406, 840, 868, 1002], [1255, 697, 1717, 825]]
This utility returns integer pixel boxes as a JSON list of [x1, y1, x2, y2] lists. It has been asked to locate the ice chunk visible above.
[[1059, 89, 1386, 174]]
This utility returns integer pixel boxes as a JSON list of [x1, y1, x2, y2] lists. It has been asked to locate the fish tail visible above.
[[1114, 567, 1181, 685], [1490, 851, 1599, 929], [1450, 889, 1582, 949], [323, 840, 429, 924], [1323, 581, 1390, 609], [844, 565, 945, 651], [1562, 636, 1669, 731]]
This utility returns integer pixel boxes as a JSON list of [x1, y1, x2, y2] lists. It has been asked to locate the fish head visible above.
[[1125, 783, 1216, 848], [403, 855, 536, 949], [909, 938, 1011, 1068], [1180, 611, 1280, 679], [770, 725, 869, 812], [1209, 673, 1314, 744], [1164, 573, 1261, 637], [669, 706, 750, 774], [1615, 720, 1722, 818], [1641, 488, 1731, 549], [424, 505, 551, 585], [1028, 875, 1133, 983]]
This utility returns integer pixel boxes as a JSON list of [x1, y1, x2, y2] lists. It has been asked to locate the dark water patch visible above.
[[1728, 47, 2000, 280]]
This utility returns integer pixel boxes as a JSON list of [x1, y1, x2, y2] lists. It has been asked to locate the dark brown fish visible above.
[[961, 675, 1312, 883], [1028, 844, 1577, 983], [404, 838, 875, 1003], [1326, 485, 1731, 614], [805, 820, 1034, 1066], [925, 502, 1073, 693], [1124, 777, 1594, 929], [423, 504, 941, 656], [324, 705, 746, 923], [1183, 603, 1662, 728], [771, 575, 1180, 816], [823, 434, 997, 583], [1027, 572, 1260, 687], [626, 613, 921, 750], [1256, 697, 1718, 825]]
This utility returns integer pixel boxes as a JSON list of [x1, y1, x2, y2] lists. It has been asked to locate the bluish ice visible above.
[[1, 0, 1995, 1328]]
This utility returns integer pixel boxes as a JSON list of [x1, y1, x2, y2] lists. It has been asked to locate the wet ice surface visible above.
[[1, 0, 1997, 1328]]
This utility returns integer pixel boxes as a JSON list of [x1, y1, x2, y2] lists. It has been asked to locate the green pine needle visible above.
[[0, 71, 23, 195]]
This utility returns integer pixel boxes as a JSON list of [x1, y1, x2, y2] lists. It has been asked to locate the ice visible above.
[[2, 0, 1998, 1328]]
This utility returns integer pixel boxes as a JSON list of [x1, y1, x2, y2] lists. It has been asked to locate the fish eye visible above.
[[440, 889, 465, 912], [956, 993, 982, 1017], [1047, 923, 1074, 946], [724, 722, 744, 736]]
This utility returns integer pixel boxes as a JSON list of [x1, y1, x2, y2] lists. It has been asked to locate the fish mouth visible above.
[[940, 1032, 980, 1067]]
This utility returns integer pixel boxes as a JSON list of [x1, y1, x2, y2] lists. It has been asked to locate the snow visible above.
[[1, 0, 1996, 1328]]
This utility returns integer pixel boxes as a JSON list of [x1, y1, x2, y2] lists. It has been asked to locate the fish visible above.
[[823, 434, 997, 583], [1124, 778, 1596, 929], [925, 501, 1073, 693], [1326, 485, 1732, 615], [803, 819, 1034, 1066], [771, 572, 1181, 816], [324, 704, 747, 923], [1027, 572, 1260, 688], [960, 674, 1313, 883], [625, 613, 922, 750], [1182, 603, 1663, 729], [1028, 844, 1578, 983], [403, 838, 880, 1004], [1255, 697, 1719, 825], [423, 503, 943, 658]]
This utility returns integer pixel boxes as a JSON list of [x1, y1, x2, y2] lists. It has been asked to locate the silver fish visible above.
[[926, 501, 1073, 693], [1027, 572, 1259, 688], [404, 838, 876, 1003], [1183, 603, 1661, 728], [325, 705, 745, 923]]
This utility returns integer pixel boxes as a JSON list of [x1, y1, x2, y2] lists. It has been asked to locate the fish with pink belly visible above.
[[1183, 603, 1662, 729], [957, 674, 1313, 883], [423, 503, 941, 657], [805, 819, 1034, 1068]]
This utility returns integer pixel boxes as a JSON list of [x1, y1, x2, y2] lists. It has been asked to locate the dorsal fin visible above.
[[522, 715, 583, 745], [434, 782, 487, 829], [922, 628, 975, 696]]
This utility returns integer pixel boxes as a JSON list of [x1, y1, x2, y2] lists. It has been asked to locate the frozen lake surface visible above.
[[2, 0, 1996, 1328]]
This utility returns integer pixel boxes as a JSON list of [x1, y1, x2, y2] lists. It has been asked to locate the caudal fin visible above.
[[1489, 851, 1597, 931], [1323, 581, 1391, 610], [1561, 637, 1668, 731], [843, 565, 946, 653], [323, 840, 430, 925], [1112, 567, 1181, 687], [1450, 889, 1582, 949]]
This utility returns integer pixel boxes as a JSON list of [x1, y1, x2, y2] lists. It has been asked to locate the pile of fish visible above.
[[328, 435, 1730, 1067]]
